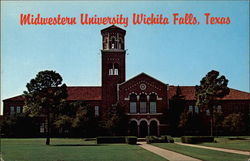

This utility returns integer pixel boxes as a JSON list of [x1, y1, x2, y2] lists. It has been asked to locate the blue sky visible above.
[[1, 1, 249, 114]]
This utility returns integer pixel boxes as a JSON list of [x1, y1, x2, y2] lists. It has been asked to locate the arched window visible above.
[[103, 37, 108, 49], [129, 94, 137, 113], [149, 94, 157, 113], [118, 38, 123, 49], [140, 94, 147, 113], [108, 63, 113, 75], [110, 36, 117, 49], [114, 63, 119, 75]]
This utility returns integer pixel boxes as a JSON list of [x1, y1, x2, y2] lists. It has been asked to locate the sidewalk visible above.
[[138, 142, 202, 161], [175, 142, 250, 156]]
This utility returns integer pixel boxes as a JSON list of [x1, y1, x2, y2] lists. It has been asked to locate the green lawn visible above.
[[174, 136, 250, 152], [1, 138, 167, 161], [199, 136, 250, 152], [153, 143, 249, 161]]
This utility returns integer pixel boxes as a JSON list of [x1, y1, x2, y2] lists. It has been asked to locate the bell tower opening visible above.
[[101, 25, 126, 110]]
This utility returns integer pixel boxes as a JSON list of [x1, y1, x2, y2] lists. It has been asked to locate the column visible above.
[[138, 125, 140, 137], [157, 125, 160, 136], [147, 124, 150, 136]]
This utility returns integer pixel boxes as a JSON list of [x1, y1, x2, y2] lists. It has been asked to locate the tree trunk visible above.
[[210, 107, 214, 137], [46, 108, 50, 145], [210, 117, 213, 136]]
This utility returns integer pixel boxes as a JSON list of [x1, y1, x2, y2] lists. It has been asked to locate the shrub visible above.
[[96, 136, 126, 144], [166, 135, 174, 143], [181, 136, 214, 144], [146, 135, 174, 144], [126, 136, 137, 144], [96, 136, 137, 144]]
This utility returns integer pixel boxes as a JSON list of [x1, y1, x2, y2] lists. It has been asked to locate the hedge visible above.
[[97, 136, 137, 144], [181, 136, 214, 144], [126, 136, 138, 144], [146, 135, 174, 144]]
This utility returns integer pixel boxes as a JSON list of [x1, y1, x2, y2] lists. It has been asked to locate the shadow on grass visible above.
[[52, 144, 101, 146], [228, 137, 249, 140]]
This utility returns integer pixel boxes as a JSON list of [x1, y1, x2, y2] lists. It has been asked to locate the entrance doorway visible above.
[[150, 120, 158, 136], [139, 120, 148, 137], [129, 121, 138, 136]]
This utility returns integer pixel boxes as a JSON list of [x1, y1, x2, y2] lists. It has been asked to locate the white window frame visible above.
[[217, 105, 222, 113], [95, 106, 99, 116], [188, 106, 193, 112], [140, 102, 147, 113], [206, 109, 210, 116], [130, 102, 137, 113], [194, 106, 199, 113], [114, 68, 119, 75], [40, 123, 45, 133], [10, 106, 15, 114], [150, 102, 157, 113], [16, 106, 21, 113], [109, 68, 114, 75]]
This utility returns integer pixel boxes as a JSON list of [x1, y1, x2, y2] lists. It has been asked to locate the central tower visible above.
[[101, 25, 126, 110]]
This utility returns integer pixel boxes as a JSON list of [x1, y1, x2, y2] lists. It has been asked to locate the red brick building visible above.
[[3, 25, 250, 137]]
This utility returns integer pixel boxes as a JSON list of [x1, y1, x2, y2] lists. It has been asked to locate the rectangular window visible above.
[[40, 123, 45, 133], [10, 106, 15, 114], [150, 102, 156, 113], [206, 109, 210, 116], [130, 102, 137, 113], [217, 105, 222, 113], [140, 102, 147, 113], [188, 106, 193, 112], [195, 106, 199, 113], [16, 106, 21, 113], [95, 106, 99, 116]]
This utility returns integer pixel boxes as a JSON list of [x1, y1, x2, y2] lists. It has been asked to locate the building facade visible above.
[[3, 25, 250, 137]]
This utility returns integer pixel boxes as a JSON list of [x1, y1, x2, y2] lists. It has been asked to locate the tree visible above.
[[71, 102, 98, 137], [168, 86, 186, 135], [213, 110, 224, 136], [101, 103, 128, 136], [54, 101, 99, 137], [0, 114, 39, 137], [23, 70, 67, 145], [178, 110, 191, 130], [222, 113, 245, 135], [195, 70, 230, 136], [178, 110, 207, 135]]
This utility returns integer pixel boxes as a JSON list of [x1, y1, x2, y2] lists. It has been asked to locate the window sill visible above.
[[126, 113, 163, 116]]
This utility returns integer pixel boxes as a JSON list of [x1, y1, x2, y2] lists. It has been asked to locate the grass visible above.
[[1, 138, 167, 161], [153, 143, 249, 161], [174, 136, 250, 152], [199, 136, 250, 152], [173, 137, 181, 142]]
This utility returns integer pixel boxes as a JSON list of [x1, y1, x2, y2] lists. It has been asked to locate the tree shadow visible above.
[[52, 144, 102, 146], [228, 137, 248, 140]]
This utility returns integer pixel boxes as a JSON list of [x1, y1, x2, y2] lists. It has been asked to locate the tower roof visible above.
[[101, 25, 126, 34]]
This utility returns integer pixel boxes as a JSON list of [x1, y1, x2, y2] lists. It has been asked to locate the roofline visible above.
[[67, 99, 102, 101], [101, 25, 126, 32], [227, 88, 250, 94], [3, 95, 25, 101], [169, 86, 249, 94], [118, 72, 168, 87], [67, 86, 102, 88]]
